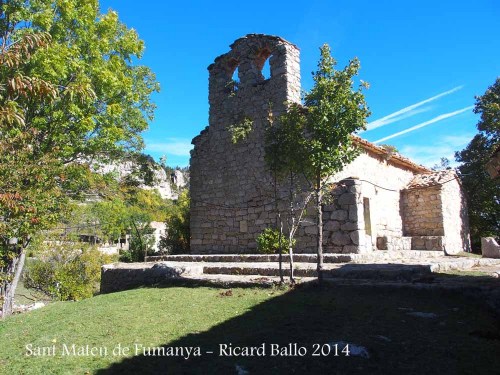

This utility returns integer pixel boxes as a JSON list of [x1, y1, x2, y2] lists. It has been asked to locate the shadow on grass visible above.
[[96, 278, 500, 375]]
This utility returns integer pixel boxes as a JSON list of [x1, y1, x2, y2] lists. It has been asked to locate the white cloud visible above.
[[146, 138, 193, 156], [373, 106, 474, 144], [399, 133, 475, 168], [364, 86, 463, 132]]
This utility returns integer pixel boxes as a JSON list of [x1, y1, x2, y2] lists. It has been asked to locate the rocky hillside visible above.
[[91, 156, 189, 200]]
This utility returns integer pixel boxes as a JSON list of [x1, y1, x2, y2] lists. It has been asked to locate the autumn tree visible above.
[[0, 0, 158, 316], [265, 44, 370, 282], [455, 78, 499, 250]]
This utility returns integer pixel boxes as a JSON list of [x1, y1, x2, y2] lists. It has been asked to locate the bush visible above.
[[256, 228, 294, 254], [119, 224, 155, 262], [25, 242, 115, 301], [159, 190, 190, 254]]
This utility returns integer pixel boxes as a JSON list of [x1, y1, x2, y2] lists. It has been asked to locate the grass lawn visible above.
[[0, 283, 499, 374], [13, 280, 52, 307]]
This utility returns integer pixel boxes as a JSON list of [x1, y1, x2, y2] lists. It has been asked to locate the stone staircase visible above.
[[144, 250, 445, 264], [144, 251, 488, 280], [99, 250, 500, 294]]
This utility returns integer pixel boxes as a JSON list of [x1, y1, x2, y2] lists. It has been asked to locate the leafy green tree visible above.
[[160, 190, 190, 254], [456, 78, 499, 251], [0, 0, 158, 316], [265, 104, 313, 282], [266, 44, 370, 282], [65, 185, 169, 262], [0, 28, 63, 315]]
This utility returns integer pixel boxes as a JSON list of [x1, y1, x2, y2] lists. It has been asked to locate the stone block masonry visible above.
[[402, 171, 470, 254], [402, 186, 444, 237], [190, 34, 301, 254]]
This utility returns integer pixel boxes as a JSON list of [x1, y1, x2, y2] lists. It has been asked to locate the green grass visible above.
[[453, 251, 482, 258], [14, 280, 52, 307], [0, 284, 499, 374], [440, 269, 492, 277]]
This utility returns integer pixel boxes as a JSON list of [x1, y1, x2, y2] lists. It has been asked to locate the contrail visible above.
[[373, 106, 474, 144], [365, 86, 463, 132]]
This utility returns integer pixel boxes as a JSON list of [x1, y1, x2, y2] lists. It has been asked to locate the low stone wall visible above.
[[100, 262, 202, 294], [376, 236, 412, 251], [411, 236, 445, 251]]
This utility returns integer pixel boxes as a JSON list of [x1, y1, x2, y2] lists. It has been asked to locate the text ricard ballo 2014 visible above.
[[25, 342, 351, 359]]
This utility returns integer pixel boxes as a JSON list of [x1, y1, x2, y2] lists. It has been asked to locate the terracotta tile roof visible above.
[[352, 135, 431, 173], [406, 170, 457, 189]]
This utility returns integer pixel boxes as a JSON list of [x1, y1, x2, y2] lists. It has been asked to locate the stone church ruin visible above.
[[189, 34, 470, 255]]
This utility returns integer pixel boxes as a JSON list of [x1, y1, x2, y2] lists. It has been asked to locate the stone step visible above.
[[201, 262, 434, 281], [411, 236, 445, 251], [100, 258, 500, 293], [145, 250, 445, 264]]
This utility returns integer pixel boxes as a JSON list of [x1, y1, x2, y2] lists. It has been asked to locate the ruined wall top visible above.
[[207, 34, 301, 121]]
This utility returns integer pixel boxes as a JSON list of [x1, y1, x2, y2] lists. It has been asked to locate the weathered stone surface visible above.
[[324, 221, 341, 231], [331, 210, 347, 221], [411, 236, 445, 251], [482, 237, 500, 259], [331, 232, 352, 246], [304, 226, 317, 235], [350, 230, 365, 245], [240, 220, 248, 233], [348, 205, 358, 221], [100, 262, 203, 293], [338, 193, 357, 205]]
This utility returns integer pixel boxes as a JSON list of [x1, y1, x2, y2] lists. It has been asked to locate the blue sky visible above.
[[100, 0, 499, 168]]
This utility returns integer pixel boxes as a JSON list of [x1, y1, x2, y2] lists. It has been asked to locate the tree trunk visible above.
[[277, 215, 284, 283], [316, 184, 324, 283], [274, 173, 284, 283], [1, 248, 26, 318], [289, 234, 295, 284]]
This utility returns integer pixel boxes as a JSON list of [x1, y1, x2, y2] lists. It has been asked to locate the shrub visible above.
[[119, 224, 155, 262], [159, 190, 190, 254], [256, 228, 294, 254], [25, 242, 116, 301]]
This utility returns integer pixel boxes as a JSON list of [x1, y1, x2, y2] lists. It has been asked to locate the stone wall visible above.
[[321, 179, 369, 253], [331, 152, 417, 251], [189, 34, 470, 255], [441, 177, 471, 254], [100, 262, 202, 294], [189, 35, 429, 255], [401, 172, 470, 254], [402, 186, 444, 236], [190, 34, 301, 254]]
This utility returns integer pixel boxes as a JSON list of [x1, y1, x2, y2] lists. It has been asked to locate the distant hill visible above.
[[89, 155, 189, 200]]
